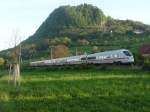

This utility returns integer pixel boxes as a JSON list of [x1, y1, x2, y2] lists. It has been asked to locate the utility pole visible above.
[[18, 42, 22, 86], [75, 47, 78, 56], [19, 42, 22, 66], [50, 46, 53, 59], [110, 30, 113, 37]]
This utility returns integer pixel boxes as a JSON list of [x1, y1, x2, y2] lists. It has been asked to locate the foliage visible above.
[[61, 37, 72, 45], [22, 44, 37, 59], [143, 56, 150, 68], [92, 46, 99, 53], [0, 58, 5, 66], [78, 39, 90, 45], [47, 37, 72, 45], [53, 45, 70, 58]]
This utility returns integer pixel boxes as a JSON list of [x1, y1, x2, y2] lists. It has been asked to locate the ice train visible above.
[[30, 49, 134, 67]]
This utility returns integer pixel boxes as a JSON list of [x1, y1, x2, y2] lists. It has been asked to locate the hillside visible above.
[[0, 4, 150, 61], [25, 4, 149, 43], [26, 4, 106, 42]]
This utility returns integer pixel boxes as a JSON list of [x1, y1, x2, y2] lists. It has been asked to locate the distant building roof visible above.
[[140, 44, 150, 56]]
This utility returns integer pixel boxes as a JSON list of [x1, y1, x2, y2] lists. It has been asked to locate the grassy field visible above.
[[0, 69, 150, 112]]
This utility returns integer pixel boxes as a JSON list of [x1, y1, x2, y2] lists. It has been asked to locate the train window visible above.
[[81, 57, 86, 60], [114, 54, 118, 58], [106, 56, 111, 58], [110, 55, 113, 58], [103, 56, 106, 59], [87, 57, 96, 60], [98, 56, 105, 59], [123, 51, 131, 56]]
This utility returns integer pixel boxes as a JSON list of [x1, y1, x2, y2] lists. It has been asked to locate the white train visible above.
[[30, 49, 134, 66]]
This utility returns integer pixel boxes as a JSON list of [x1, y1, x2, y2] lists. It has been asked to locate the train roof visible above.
[[89, 49, 130, 56]]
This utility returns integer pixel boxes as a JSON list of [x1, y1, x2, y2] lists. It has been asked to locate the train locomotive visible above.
[[30, 49, 134, 67]]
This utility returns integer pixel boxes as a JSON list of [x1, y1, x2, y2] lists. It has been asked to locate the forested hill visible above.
[[26, 4, 106, 42], [25, 4, 149, 43], [1, 4, 150, 60]]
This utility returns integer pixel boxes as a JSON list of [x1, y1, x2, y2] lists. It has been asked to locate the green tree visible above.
[[92, 46, 98, 53], [78, 39, 89, 45], [61, 37, 72, 45]]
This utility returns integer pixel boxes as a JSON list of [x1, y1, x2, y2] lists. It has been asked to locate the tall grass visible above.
[[0, 69, 150, 112]]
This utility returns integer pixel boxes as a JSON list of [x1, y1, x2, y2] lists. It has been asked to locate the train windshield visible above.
[[123, 51, 132, 56]]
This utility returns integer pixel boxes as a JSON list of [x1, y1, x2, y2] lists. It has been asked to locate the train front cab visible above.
[[120, 50, 134, 64]]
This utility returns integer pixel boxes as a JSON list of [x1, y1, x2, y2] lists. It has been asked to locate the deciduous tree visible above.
[[53, 45, 70, 58]]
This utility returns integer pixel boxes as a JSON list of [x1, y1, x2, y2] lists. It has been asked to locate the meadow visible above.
[[0, 69, 150, 112]]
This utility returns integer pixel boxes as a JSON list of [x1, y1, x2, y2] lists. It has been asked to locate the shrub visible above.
[[0, 58, 5, 66], [143, 57, 150, 69]]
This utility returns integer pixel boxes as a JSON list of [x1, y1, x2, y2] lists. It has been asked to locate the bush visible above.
[[0, 58, 5, 66], [143, 57, 150, 69]]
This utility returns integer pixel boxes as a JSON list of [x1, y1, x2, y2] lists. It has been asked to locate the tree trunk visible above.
[[8, 64, 12, 84], [13, 63, 20, 86]]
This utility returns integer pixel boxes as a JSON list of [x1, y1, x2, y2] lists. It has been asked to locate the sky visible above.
[[0, 0, 150, 51]]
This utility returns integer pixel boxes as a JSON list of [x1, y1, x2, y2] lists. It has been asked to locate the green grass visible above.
[[0, 69, 150, 112]]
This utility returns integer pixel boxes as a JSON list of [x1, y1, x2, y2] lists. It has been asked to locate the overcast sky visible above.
[[0, 0, 149, 51]]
